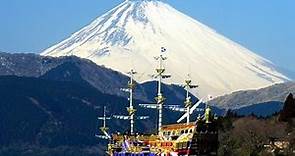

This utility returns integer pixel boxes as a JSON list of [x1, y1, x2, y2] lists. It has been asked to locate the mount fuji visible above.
[[42, 0, 289, 98]]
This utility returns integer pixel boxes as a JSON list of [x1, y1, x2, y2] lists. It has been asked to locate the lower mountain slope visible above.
[[0, 75, 129, 147], [233, 101, 283, 117], [0, 75, 152, 155], [0, 75, 197, 155]]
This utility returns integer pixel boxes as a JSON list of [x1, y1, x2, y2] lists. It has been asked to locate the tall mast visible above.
[[103, 106, 107, 128], [113, 69, 149, 135], [96, 106, 111, 139], [154, 47, 170, 132], [98, 106, 110, 132], [183, 76, 198, 125], [138, 47, 171, 134], [127, 69, 136, 135], [166, 75, 201, 124]]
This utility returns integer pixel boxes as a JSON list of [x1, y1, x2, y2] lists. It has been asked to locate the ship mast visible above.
[[139, 47, 173, 134], [100, 106, 110, 132], [127, 69, 136, 135], [96, 106, 111, 139], [154, 47, 170, 132], [113, 69, 149, 135], [166, 75, 200, 125], [183, 76, 198, 124]]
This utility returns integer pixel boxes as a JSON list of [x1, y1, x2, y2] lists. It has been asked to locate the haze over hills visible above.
[[42, 0, 289, 98]]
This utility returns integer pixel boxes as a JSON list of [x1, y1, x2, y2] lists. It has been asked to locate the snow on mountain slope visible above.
[[42, 0, 289, 98]]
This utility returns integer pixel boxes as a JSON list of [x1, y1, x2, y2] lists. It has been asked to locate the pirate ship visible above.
[[96, 48, 218, 156]]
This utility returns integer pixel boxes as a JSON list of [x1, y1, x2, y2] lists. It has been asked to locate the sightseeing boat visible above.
[[96, 48, 218, 156]]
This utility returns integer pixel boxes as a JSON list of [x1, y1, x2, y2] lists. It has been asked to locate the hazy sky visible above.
[[0, 0, 294, 70]]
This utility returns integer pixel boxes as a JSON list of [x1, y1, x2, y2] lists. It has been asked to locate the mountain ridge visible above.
[[209, 81, 295, 109], [0, 52, 197, 104]]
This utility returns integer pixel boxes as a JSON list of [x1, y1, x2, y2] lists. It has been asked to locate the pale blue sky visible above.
[[0, 0, 294, 71]]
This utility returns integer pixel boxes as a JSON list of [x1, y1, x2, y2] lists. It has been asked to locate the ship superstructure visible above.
[[96, 48, 218, 156]]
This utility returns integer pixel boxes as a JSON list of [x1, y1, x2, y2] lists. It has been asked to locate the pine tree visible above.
[[279, 93, 295, 122]]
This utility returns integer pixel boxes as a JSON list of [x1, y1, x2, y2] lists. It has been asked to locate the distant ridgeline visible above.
[[209, 81, 295, 117]]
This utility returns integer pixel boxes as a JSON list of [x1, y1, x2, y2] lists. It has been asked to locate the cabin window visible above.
[[179, 142, 184, 149], [168, 131, 171, 135], [189, 129, 193, 133], [183, 142, 187, 148], [185, 129, 188, 133], [181, 130, 184, 134], [176, 143, 180, 149]]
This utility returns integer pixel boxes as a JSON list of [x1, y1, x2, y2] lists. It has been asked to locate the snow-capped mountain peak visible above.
[[42, 0, 289, 98]]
